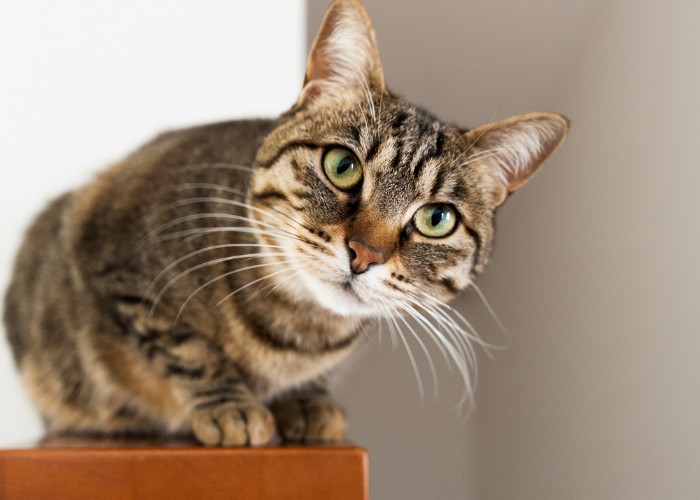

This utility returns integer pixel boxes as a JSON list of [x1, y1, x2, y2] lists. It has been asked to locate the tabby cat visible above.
[[3, 0, 567, 446]]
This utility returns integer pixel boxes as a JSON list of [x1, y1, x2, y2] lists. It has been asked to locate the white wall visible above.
[[0, 0, 305, 446], [475, 1, 700, 498]]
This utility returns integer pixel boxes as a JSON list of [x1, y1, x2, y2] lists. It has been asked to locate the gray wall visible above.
[[309, 1, 700, 499]]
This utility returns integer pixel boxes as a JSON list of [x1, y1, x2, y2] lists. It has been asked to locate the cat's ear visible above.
[[298, 0, 385, 105], [463, 112, 568, 206]]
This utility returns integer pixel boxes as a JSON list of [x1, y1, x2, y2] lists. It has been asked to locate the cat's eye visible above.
[[412, 204, 458, 238], [323, 147, 363, 190]]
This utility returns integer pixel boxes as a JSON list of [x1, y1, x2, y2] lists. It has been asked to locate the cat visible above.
[[3, 0, 567, 446]]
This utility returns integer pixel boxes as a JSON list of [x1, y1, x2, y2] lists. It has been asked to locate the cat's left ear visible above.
[[463, 112, 569, 206], [298, 0, 385, 105]]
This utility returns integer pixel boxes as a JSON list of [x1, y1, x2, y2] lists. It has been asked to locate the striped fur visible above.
[[3, 0, 567, 445]]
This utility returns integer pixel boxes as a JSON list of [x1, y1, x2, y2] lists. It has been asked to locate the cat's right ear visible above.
[[298, 0, 385, 106], [463, 112, 569, 206]]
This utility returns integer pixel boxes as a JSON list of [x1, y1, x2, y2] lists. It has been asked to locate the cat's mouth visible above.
[[340, 280, 363, 300]]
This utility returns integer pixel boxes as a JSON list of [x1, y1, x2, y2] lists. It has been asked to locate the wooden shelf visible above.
[[0, 438, 368, 500]]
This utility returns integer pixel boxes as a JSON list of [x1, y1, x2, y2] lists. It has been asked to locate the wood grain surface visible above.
[[0, 440, 368, 500]]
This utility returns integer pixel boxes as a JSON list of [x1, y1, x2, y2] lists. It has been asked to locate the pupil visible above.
[[337, 157, 353, 175], [431, 208, 446, 227]]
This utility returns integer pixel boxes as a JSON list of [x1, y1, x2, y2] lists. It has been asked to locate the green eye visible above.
[[413, 204, 458, 238], [323, 147, 363, 190]]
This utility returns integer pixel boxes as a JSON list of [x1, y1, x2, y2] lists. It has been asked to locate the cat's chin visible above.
[[302, 277, 377, 318], [316, 281, 378, 317]]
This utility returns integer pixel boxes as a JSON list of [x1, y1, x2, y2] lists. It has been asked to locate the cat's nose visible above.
[[348, 239, 386, 274]]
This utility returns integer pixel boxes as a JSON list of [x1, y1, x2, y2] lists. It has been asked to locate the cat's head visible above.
[[249, 0, 567, 317]]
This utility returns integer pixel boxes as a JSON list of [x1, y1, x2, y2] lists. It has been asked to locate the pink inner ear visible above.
[[299, 0, 385, 106], [463, 113, 568, 204], [306, 54, 331, 85]]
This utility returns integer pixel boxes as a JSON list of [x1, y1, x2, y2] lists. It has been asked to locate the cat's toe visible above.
[[191, 402, 275, 446], [272, 398, 346, 443]]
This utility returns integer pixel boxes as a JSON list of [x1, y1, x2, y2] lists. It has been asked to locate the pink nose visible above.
[[348, 239, 386, 274]]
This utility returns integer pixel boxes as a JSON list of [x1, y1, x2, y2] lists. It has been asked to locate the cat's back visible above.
[[141, 118, 277, 169], [4, 118, 277, 364]]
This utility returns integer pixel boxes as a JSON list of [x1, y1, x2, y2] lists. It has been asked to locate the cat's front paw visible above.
[[191, 401, 275, 446], [271, 398, 347, 443]]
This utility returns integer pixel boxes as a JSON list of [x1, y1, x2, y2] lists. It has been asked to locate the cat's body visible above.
[[6, 119, 357, 442], [4, 0, 567, 445]]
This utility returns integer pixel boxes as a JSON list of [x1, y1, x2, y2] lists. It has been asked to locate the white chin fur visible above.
[[303, 276, 377, 317]]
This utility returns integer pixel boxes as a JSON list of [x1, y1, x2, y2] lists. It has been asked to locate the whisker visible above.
[[400, 301, 475, 408], [150, 196, 292, 230], [178, 162, 253, 173], [255, 262, 315, 298], [395, 308, 439, 401], [180, 226, 323, 251], [354, 316, 372, 341], [148, 226, 320, 251], [266, 205, 309, 232], [377, 302, 399, 351], [384, 303, 425, 400], [375, 306, 384, 347], [214, 263, 312, 308], [151, 252, 309, 318], [405, 293, 476, 358], [401, 296, 463, 371], [174, 258, 301, 323], [468, 282, 509, 334], [419, 293, 499, 352], [172, 182, 248, 198], [458, 150, 505, 168], [143, 243, 287, 304], [146, 212, 288, 241]]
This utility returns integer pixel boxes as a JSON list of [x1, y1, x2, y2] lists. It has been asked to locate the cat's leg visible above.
[[269, 380, 347, 443], [144, 335, 276, 446], [109, 303, 275, 446]]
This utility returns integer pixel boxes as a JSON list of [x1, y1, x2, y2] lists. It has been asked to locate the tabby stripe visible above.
[[465, 225, 482, 255], [412, 139, 435, 177], [248, 317, 360, 354], [345, 197, 361, 217], [433, 130, 446, 157], [194, 388, 246, 399], [304, 226, 332, 243], [430, 168, 447, 197], [166, 364, 205, 379], [114, 405, 139, 419], [116, 295, 150, 306], [390, 139, 404, 170], [65, 379, 83, 404], [349, 125, 361, 144], [412, 129, 445, 178], [365, 134, 381, 163], [391, 110, 409, 132], [239, 407, 251, 446], [171, 329, 196, 346], [439, 277, 459, 294], [257, 140, 317, 168], [146, 344, 170, 361], [450, 184, 470, 202], [251, 190, 288, 203], [194, 397, 241, 409]]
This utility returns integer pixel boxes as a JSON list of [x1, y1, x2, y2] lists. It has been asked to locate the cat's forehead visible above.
[[306, 94, 468, 202], [317, 94, 446, 140]]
